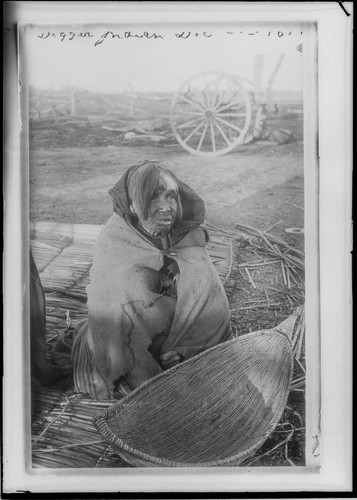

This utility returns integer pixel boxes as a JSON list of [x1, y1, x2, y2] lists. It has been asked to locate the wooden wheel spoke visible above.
[[216, 112, 247, 118], [213, 87, 232, 111], [206, 80, 221, 108], [197, 123, 209, 151], [182, 120, 206, 144], [194, 89, 209, 110], [202, 75, 213, 106], [187, 83, 210, 109], [215, 116, 242, 134], [203, 79, 218, 108], [178, 94, 206, 112], [202, 88, 211, 108], [176, 116, 204, 130], [213, 121, 232, 147], [210, 123, 216, 152], [174, 110, 204, 116], [204, 82, 215, 109], [209, 85, 219, 109], [215, 100, 245, 114], [213, 89, 237, 110]]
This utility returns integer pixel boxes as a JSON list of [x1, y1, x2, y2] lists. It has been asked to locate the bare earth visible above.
[[29, 124, 304, 250]]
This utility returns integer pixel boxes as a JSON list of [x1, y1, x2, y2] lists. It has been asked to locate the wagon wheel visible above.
[[170, 72, 252, 157]]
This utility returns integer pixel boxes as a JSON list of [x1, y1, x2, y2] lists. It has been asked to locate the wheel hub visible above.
[[205, 110, 214, 119]]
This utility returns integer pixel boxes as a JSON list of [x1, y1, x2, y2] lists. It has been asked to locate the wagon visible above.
[[170, 54, 285, 157]]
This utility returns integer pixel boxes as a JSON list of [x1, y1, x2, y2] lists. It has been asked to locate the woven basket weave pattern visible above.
[[94, 330, 293, 467]]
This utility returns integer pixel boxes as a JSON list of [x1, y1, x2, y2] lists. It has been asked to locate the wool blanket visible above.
[[72, 171, 232, 400]]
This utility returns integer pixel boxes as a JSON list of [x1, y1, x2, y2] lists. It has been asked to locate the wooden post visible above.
[[267, 53, 285, 105]]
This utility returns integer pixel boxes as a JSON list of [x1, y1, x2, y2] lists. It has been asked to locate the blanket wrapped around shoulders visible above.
[[72, 168, 232, 400]]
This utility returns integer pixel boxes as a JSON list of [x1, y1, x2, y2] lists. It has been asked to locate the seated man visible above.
[[72, 161, 232, 400]]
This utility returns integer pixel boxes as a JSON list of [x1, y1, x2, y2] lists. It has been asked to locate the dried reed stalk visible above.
[[32, 398, 72, 446], [243, 428, 295, 466], [33, 439, 106, 454], [245, 268, 257, 289]]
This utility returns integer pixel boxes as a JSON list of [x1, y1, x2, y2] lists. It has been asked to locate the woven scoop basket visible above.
[[93, 327, 294, 467]]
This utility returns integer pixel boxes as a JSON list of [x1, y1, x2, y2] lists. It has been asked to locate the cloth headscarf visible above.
[[108, 161, 207, 247]]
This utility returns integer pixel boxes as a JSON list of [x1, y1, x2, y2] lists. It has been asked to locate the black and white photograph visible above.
[[3, 1, 352, 494]]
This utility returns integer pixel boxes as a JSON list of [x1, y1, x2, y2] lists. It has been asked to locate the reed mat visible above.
[[30, 221, 305, 468], [30, 221, 235, 468]]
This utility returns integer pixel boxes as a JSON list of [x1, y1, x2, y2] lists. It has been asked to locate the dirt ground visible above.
[[29, 119, 304, 246], [29, 111, 306, 467]]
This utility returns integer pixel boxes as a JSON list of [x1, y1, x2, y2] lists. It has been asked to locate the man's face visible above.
[[138, 187, 179, 236]]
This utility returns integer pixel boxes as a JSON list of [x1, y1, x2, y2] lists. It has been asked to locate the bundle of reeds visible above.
[[31, 387, 129, 468], [205, 221, 304, 280], [204, 221, 306, 388], [233, 222, 304, 275]]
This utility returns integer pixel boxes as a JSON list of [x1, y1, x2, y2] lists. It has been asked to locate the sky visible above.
[[21, 23, 304, 94]]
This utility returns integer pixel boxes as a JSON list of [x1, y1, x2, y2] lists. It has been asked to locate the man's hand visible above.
[[160, 350, 182, 369]]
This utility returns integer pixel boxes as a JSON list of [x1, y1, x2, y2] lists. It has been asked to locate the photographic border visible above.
[[3, 1, 353, 494]]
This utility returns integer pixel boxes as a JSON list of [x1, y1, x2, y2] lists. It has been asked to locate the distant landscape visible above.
[[28, 86, 303, 126]]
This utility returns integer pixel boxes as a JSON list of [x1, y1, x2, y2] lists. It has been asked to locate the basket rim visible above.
[[93, 329, 294, 467]]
